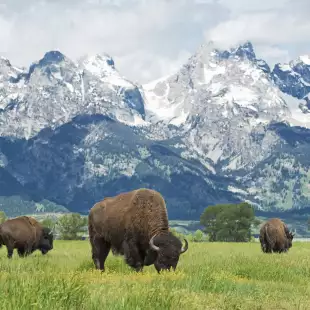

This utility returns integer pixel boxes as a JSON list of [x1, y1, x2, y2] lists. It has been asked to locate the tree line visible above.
[[0, 201, 262, 242]]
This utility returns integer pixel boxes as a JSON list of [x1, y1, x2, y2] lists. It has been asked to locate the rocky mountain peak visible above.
[[79, 53, 115, 72], [39, 51, 66, 65], [2, 41, 310, 219], [143, 41, 284, 130], [214, 41, 256, 61], [0, 56, 12, 68]]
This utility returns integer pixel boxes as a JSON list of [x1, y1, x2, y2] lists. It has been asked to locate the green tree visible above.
[[40, 216, 57, 233], [0, 211, 7, 224], [200, 202, 258, 242], [57, 213, 88, 240], [192, 229, 204, 242]]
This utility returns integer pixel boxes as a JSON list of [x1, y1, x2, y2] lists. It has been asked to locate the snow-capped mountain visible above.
[[1, 42, 310, 218], [271, 55, 310, 114], [0, 51, 146, 139]]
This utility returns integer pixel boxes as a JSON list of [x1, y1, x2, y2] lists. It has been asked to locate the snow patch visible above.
[[143, 74, 172, 91], [278, 64, 291, 72], [80, 54, 133, 88], [65, 82, 74, 92], [210, 82, 223, 95], [281, 93, 310, 128], [169, 110, 188, 126], [228, 185, 248, 195], [203, 65, 226, 84], [225, 85, 257, 107]]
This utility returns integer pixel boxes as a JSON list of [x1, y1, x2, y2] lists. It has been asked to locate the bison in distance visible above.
[[0, 216, 54, 258], [259, 218, 294, 254], [88, 188, 188, 273]]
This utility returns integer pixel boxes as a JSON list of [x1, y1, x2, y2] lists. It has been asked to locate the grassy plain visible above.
[[0, 240, 309, 310]]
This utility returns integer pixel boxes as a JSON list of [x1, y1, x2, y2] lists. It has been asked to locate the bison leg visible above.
[[123, 240, 144, 272], [6, 245, 14, 259], [90, 237, 111, 271], [264, 244, 272, 253], [17, 247, 27, 257]]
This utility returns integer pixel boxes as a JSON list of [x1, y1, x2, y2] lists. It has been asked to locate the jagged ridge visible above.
[[1, 42, 310, 218]]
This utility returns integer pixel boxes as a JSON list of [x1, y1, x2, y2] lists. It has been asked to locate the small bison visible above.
[[259, 218, 294, 253], [88, 188, 188, 273], [0, 216, 54, 258]]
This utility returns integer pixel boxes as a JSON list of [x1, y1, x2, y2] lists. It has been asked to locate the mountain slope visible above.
[[0, 113, 239, 218], [143, 42, 310, 212], [1, 43, 310, 218]]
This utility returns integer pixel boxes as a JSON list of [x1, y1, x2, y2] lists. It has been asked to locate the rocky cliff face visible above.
[[1, 42, 310, 218]]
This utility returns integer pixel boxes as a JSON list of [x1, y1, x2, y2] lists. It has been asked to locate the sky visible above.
[[0, 0, 309, 83]]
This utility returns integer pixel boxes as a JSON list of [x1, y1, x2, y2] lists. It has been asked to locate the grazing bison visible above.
[[88, 188, 188, 273], [0, 216, 54, 258], [259, 218, 294, 253]]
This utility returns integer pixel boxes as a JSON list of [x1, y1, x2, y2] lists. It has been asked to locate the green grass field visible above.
[[0, 241, 309, 310]]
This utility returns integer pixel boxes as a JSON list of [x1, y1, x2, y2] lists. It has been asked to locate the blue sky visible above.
[[0, 0, 309, 83]]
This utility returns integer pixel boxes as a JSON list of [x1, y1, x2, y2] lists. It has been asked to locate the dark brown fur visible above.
[[0, 216, 54, 258], [88, 188, 188, 273], [259, 218, 294, 253]]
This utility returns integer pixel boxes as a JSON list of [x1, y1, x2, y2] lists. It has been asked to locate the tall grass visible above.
[[0, 241, 309, 309]]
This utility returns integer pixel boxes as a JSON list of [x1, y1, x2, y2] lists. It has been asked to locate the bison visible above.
[[259, 218, 294, 253], [0, 216, 54, 258], [88, 188, 188, 273]]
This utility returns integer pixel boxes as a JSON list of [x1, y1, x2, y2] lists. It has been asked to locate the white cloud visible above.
[[0, 0, 309, 82], [205, 0, 310, 65], [0, 0, 228, 83]]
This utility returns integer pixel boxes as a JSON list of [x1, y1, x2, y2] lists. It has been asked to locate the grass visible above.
[[0, 241, 310, 309]]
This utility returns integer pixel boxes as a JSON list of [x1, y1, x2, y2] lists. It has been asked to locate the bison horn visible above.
[[149, 235, 160, 252], [180, 238, 188, 254]]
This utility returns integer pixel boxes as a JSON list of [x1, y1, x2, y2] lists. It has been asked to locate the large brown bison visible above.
[[88, 188, 188, 273], [259, 218, 294, 253], [0, 216, 54, 258]]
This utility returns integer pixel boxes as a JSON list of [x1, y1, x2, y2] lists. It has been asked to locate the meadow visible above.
[[0, 241, 309, 310]]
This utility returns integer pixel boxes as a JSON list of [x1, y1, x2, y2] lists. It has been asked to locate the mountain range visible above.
[[1, 41, 310, 219]]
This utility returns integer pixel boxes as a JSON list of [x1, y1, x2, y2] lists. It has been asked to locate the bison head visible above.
[[286, 231, 295, 249], [149, 232, 188, 273], [39, 227, 54, 255]]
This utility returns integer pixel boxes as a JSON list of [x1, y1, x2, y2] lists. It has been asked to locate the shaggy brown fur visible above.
[[0, 216, 54, 258], [88, 188, 188, 273], [259, 218, 294, 253]]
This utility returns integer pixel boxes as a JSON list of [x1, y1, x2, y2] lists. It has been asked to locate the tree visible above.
[[40, 216, 57, 233], [192, 229, 205, 242], [200, 202, 258, 242], [0, 211, 7, 224], [57, 213, 88, 240]]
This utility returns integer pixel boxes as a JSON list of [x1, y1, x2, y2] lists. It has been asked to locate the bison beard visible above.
[[259, 218, 294, 254], [88, 188, 188, 273], [0, 216, 54, 258]]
